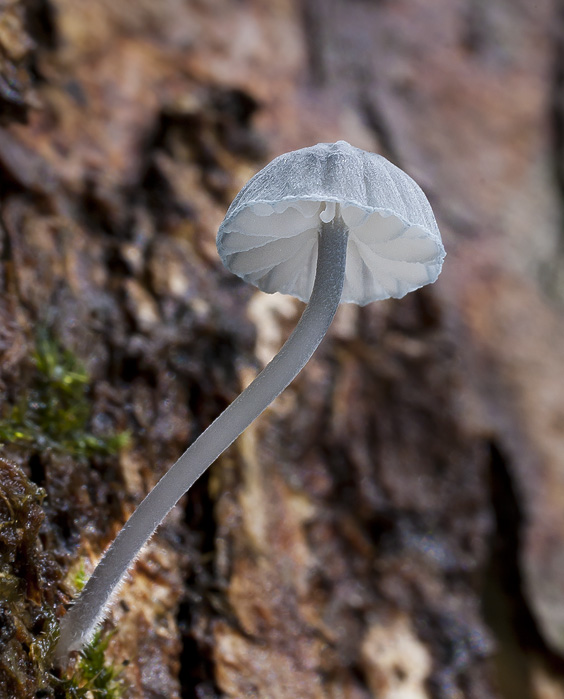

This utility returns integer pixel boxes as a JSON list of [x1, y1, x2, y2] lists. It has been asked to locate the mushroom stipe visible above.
[[55, 142, 445, 663]]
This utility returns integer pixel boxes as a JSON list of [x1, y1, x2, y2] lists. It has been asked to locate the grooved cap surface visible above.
[[217, 141, 445, 305]]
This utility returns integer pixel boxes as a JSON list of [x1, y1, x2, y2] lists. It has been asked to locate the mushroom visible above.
[[55, 140, 445, 662]]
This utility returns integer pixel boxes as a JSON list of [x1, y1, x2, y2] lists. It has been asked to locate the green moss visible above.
[[30, 603, 61, 672], [56, 630, 125, 699], [41, 572, 127, 697], [51, 570, 126, 697], [0, 340, 130, 697], [0, 329, 129, 458], [0, 458, 58, 696], [70, 560, 88, 593]]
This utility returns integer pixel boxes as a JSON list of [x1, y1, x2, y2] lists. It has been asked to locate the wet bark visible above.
[[1, 1, 564, 698]]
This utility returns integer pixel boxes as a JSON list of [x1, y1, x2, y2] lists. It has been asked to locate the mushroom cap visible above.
[[217, 141, 445, 305]]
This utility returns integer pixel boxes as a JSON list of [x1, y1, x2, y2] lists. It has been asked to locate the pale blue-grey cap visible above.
[[217, 141, 445, 305]]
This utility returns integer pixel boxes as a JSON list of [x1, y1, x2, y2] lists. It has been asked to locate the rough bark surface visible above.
[[1, 1, 564, 698]]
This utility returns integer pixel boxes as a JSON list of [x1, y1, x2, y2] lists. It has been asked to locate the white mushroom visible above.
[[55, 141, 445, 662], [218, 140, 443, 305]]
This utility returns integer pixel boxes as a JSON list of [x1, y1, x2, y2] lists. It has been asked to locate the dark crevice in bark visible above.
[[483, 441, 564, 698], [178, 473, 224, 699], [544, 0, 564, 302], [357, 95, 398, 162], [28, 451, 46, 488], [136, 87, 264, 221], [300, 0, 398, 161], [0, 161, 27, 200], [459, 0, 500, 57], [299, 0, 329, 87], [0, 216, 12, 272], [24, 0, 58, 52]]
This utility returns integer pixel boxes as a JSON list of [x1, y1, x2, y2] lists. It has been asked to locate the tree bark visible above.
[[1, 1, 564, 698]]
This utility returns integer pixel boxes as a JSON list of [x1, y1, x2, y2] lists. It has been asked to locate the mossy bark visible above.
[[1, 1, 564, 698]]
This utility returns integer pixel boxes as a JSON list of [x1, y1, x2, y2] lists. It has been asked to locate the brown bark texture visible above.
[[1, 0, 563, 697]]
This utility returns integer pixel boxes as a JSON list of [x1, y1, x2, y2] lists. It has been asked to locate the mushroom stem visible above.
[[55, 216, 349, 662]]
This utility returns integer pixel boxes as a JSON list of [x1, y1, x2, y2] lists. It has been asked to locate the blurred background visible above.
[[1, 1, 563, 697]]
